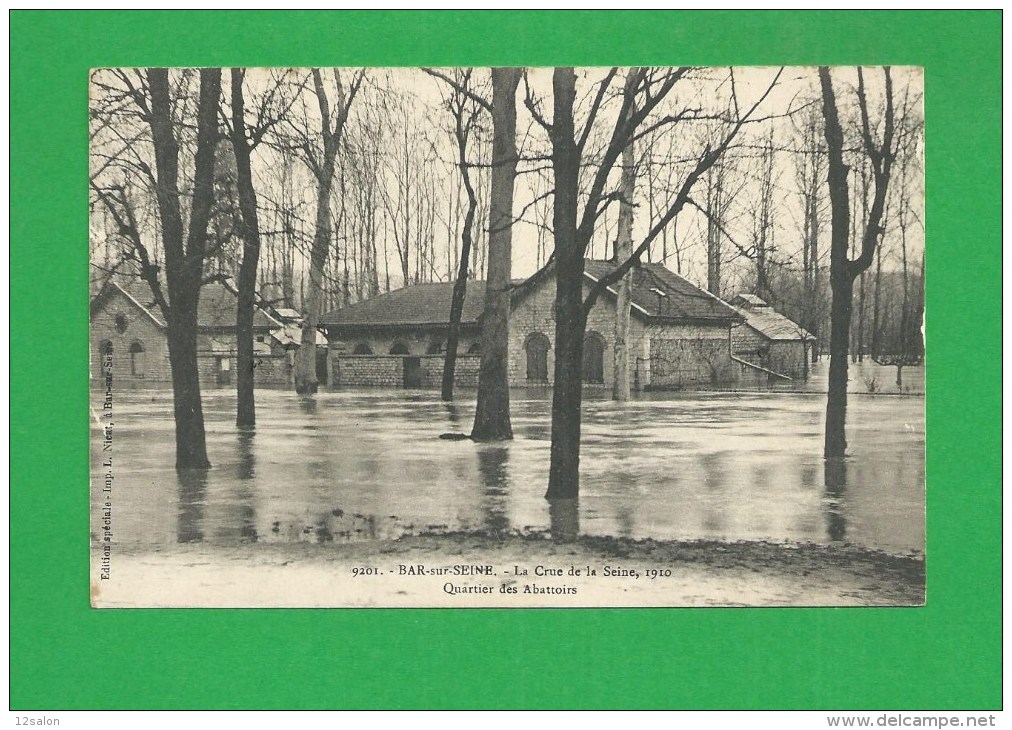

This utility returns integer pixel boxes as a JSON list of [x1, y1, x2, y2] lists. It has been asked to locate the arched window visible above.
[[115, 313, 128, 334], [525, 332, 550, 381], [100, 340, 113, 356], [426, 339, 444, 355], [467, 341, 481, 355], [389, 341, 410, 355], [583, 331, 605, 384], [129, 341, 145, 377], [352, 342, 373, 355]]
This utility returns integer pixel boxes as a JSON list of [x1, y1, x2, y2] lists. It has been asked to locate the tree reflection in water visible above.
[[824, 457, 848, 542], [176, 467, 209, 543], [476, 446, 511, 535]]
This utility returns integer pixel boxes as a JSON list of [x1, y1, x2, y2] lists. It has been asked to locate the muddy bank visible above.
[[92, 533, 924, 609]]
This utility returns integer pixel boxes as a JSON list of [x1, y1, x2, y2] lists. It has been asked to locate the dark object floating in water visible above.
[[439, 433, 471, 441]]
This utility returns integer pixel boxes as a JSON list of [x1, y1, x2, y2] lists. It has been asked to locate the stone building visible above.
[[321, 259, 751, 391], [90, 278, 302, 389], [729, 293, 815, 380]]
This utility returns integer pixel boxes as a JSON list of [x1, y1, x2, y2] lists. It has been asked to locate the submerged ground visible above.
[[91, 360, 925, 607]]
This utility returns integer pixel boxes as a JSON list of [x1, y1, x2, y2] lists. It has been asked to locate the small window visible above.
[[115, 313, 128, 334], [389, 341, 410, 355], [256, 335, 265, 343], [467, 341, 481, 355], [426, 340, 444, 355], [129, 341, 145, 377], [352, 343, 373, 355]]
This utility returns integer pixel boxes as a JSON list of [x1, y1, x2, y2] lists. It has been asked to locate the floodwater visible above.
[[91, 362, 925, 556]]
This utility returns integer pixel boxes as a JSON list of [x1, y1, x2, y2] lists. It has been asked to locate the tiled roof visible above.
[[320, 281, 489, 328], [320, 260, 744, 328], [583, 259, 743, 322], [90, 279, 167, 328], [731, 293, 767, 307], [735, 306, 815, 342], [196, 282, 281, 329]]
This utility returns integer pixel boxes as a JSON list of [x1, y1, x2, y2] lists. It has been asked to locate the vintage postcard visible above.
[[89, 65, 925, 608]]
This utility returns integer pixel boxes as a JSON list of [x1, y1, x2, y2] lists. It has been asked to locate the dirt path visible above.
[[91, 534, 924, 608]]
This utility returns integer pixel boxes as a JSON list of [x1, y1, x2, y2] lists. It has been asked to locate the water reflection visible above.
[[177, 468, 209, 543], [236, 430, 256, 481], [443, 402, 461, 425], [548, 498, 579, 542], [477, 446, 511, 534], [824, 457, 848, 542], [699, 451, 728, 533], [96, 388, 924, 554]]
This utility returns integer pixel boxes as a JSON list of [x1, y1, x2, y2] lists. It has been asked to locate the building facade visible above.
[[729, 293, 815, 380], [90, 279, 300, 389], [321, 260, 751, 391]]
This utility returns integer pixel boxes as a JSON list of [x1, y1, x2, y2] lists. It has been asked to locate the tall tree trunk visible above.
[[147, 67, 220, 470], [295, 69, 343, 395], [705, 163, 722, 297], [546, 67, 584, 500], [822, 68, 854, 459], [441, 74, 481, 402], [871, 244, 883, 359], [295, 189, 332, 394], [230, 68, 262, 429], [821, 65, 895, 458], [442, 195, 475, 400], [472, 67, 521, 441], [612, 137, 635, 401]]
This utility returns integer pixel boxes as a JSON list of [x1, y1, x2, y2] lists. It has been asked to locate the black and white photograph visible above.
[[89, 65, 925, 608]]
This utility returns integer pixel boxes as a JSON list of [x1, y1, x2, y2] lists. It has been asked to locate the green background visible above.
[[10, 10, 1001, 710]]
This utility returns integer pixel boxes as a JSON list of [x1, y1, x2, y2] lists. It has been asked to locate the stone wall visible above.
[[731, 323, 809, 380], [333, 353, 480, 388], [731, 323, 766, 357], [91, 290, 172, 385], [335, 355, 403, 387], [767, 341, 808, 380], [199, 353, 293, 389], [648, 327, 736, 389], [92, 287, 295, 390], [507, 276, 651, 388]]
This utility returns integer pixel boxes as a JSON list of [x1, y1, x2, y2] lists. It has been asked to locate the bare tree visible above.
[[228, 68, 294, 428], [612, 71, 639, 402], [794, 101, 825, 364], [282, 68, 364, 394], [424, 69, 487, 400], [821, 66, 896, 458], [90, 68, 222, 468], [538, 66, 782, 499], [472, 67, 522, 440]]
